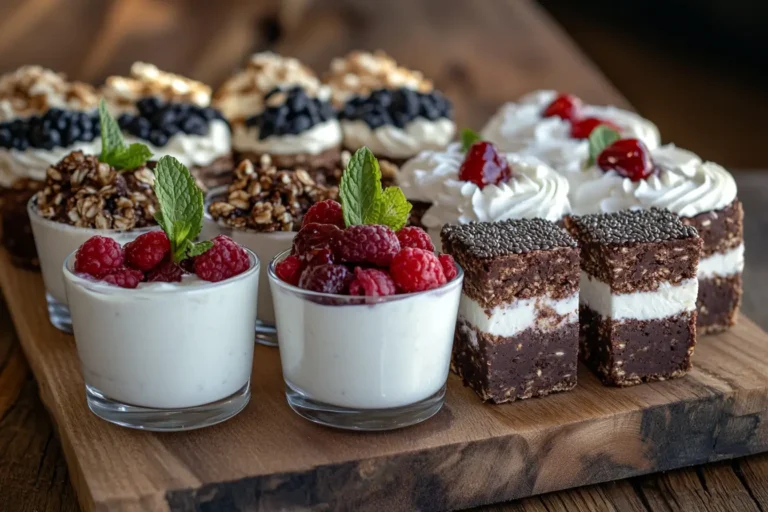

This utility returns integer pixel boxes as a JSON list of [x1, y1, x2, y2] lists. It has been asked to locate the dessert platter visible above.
[[0, 54, 766, 511]]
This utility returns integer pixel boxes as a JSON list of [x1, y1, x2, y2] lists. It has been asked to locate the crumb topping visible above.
[[35, 151, 158, 230], [566, 208, 699, 245], [0, 66, 98, 121], [101, 62, 212, 110], [323, 50, 433, 106], [441, 219, 577, 258], [208, 155, 338, 232]]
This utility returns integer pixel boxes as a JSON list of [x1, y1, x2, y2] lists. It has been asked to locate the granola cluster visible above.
[[323, 51, 433, 106], [208, 156, 338, 232], [35, 151, 158, 230], [101, 62, 212, 110], [0, 66, 98, 121], [213, 52, 330, 121]]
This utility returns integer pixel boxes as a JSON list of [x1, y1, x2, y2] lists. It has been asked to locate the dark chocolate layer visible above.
[[579, 306, 696, 387], [681, 199, 743, 257], [189, 153, 234, 190], [452, 320, 578, 404], [697, 274, 742, 334], [407, 200, 431, 229]]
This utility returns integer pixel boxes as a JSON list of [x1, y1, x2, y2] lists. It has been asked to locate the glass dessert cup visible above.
[[203, 186, 296, 347], [28, 197, 155, 334], [268, 250, 464, 431], [62, 249, 260, 431]]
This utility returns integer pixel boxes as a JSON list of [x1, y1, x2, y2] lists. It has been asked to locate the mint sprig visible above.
[[152, 156, 211, 262], [98, 99, 153, 170], [460, 128, 482, 152], [587, 125, 621, 166], [339, 147, 412, 231]]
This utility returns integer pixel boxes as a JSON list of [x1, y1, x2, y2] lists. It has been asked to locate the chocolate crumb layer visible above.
[[681, 199, 743, 257], [1, 178, 43, 269], [579, 306, 696, 387], [565, 208, 698, 245], [698, 274, 742, 334]]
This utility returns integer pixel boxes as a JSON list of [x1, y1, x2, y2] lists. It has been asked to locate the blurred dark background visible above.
[[0, 0, 765, 169]]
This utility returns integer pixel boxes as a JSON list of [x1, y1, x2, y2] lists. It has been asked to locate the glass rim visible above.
[[27, 195, 159, 235], [62, 246, 260, 295], [267, 248, 464, 302], [203, 185, 298, 239]]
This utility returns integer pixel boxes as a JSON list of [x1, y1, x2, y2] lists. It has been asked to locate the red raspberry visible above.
[[292, 223, 342, 257], [102, 267, 144, 289], [597, 138, 656, 182], [349, 267, 397, 297], [389, 247, 447, 293], [74, 236, 124, 278], [124, 231, 170, 271], [302, 200, 345, 228], [569, 117, 620, 139], [146, 260, 183, 283], [194, 235, 250, 282], [438, 254, 458, 281], [396, 226, 434, 251], [304, 247, 336, 267], [298, 264, 353, 294], [458, 141, 512, 189], [542, 93, 581, 120], [337, 224, 400, 267], [275, 255, 303, 286]]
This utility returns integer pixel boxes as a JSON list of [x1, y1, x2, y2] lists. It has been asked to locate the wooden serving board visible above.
[[2, 249, 768, 512]]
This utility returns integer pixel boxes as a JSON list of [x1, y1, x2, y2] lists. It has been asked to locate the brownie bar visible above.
[[698, 274, 742, 334], [1, 179, 43, 269], [407, 200, 431, 229], [681, 199, 743, 257]]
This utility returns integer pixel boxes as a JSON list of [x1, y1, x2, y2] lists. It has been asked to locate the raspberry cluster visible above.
[[275, 200, 459, 296], [73, 232, 250, 289]]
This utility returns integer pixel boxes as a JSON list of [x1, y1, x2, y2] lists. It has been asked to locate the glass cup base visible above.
[[46, 293, 72, 334], [255, 320, 278, 347], [85, 382, 250, 432], [285, 381, 446, 431]]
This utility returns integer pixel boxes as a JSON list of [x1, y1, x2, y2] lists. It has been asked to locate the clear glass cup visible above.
[[62, 249, 260, 431], [27, 197, 155, 333], [203, 186, 295, 347], [269, 249, 464, 431]]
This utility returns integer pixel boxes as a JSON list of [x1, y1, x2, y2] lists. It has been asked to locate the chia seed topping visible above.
[[566, 208, 699, 245], [441, 218, 576, 258]]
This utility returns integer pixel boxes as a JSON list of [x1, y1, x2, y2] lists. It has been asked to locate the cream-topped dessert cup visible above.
[[63, 249, 259, 431], [269, 249, 463, 431], [28, 197, 154, 333], [202, 186, 294, 346]]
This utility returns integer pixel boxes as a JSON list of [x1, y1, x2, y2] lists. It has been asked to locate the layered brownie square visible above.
[[565, 208, 702, 386], [441, 219, 580, 403]]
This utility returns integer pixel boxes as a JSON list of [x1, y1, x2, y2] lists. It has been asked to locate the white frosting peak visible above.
[[341, 118, 454, 160], [232, 119, 341, 155]]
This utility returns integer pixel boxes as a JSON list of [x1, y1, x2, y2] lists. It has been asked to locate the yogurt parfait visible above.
[[64, 155, 259, 431], [269, 147, 463, 430]]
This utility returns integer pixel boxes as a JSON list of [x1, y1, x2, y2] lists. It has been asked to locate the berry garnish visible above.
[[389, 247, 447, 293], [101, 267, 144, 289], [292, 223, 343, 257], [337, 224, 401, 267], [349, 267, 397, 297], [74, 236, 124, 278], [275, 255, 303, 286], [438, 254, 458, 282], [124, 231, 170, 271], [597, 138, 655, 182], [304, 247, 336, 267], [298, 264, 353, 294], [542, 93, 581, 121], [302, 200, 345, 228], [194, 235, 250, 282], [458, 141, 512, 189], [570, 117, 620, 140], [145, 260, 183, 283], [396, 226, 434, 252]]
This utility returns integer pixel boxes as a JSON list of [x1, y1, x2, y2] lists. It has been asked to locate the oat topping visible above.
[[208, 155, 338, 232], [0, 66, 98, 121], [101, 62, 212, 111], [323, 50, 433, 106], [35, 151, 158, 230], [214, 52, 329, 122]]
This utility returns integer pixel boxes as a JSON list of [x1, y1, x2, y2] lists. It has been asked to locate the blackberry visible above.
[[339, 87, 453, 129], [116, 98, 224, 146], [245, 86, 338, 140]]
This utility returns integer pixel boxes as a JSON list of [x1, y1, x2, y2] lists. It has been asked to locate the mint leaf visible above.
[[460, 128, 482, 152], [152, 156, 206, 262], [98, 99, 153, 170], [105, 144, 154, 170], [371, 187, 412, 231], [587, 125, 621, 166], [187, 240, 213, 258], [340, 147, 382, 227]]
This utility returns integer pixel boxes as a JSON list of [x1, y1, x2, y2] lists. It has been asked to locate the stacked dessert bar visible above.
[[442, 218, 580, 403], [564, 209, 702, 386]]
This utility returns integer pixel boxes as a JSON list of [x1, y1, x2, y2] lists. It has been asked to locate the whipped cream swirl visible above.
[[232, 119, 342, 155], [342, 117, 455, 159], [397, 143, 463, 202], [420, 154, 571, 229], [571, 144, 738, 218], [125, 119, 232, 168]]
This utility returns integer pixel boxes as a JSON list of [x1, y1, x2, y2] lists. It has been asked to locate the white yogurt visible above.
[[28, 198, 154, 305], [270, 258, 463, 409], [63, 252, 259, 409]]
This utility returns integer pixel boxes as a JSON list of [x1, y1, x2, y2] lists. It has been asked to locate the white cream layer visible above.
[[580, 271, 697, 321], [0, 139, 102, 186], [459, 292, 578, 338], [125, 119, 232, 168], [232, 119, 342, 155], [341, 117, 455, 159], [698, 244, 744, 279]]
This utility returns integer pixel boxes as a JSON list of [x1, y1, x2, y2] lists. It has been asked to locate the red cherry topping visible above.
[[458, 141, 512, 189], [597, 138, 656, 182], [542, 93, 582, 120], [570, 117, 620, 139]]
